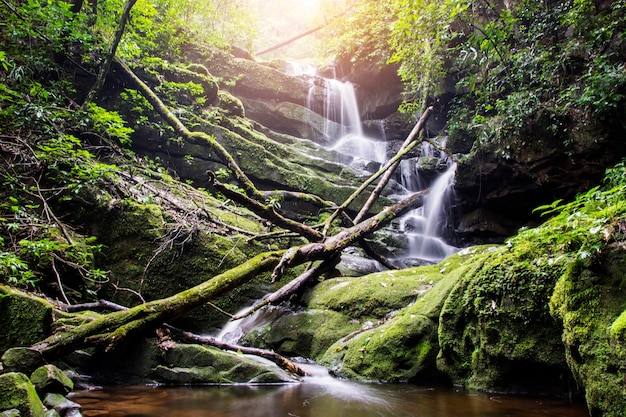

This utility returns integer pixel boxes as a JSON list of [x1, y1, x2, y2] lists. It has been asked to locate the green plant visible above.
[[0, 251, 38, 287], [86, 103, 135, 146]]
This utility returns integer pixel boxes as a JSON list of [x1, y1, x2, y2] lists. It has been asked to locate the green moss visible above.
[[247, 309, 361, 360], [305, 270, 439, 319], [0, 286, 53, 354], [317, 247, 494, 382], [437, 244, 572, 393], [0, 372, 44, 417], [550, 254, 626, 417], [336, 313, 436, 382], [218, 91, 245, 117]]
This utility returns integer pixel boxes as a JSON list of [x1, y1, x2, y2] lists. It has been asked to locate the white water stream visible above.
[[299, 68, 459, 265]]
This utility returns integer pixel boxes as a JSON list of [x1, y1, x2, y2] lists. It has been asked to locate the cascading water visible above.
[[396, 143, 459, 264], [305, 75, 388, 164], [303, 72, 459, 265]]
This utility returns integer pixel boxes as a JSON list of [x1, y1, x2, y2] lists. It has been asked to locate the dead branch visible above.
[[232, 256, 340, 320], [322, 107, 434, 235], [163, 324, 306, 377], [271, 190, 428, 283]]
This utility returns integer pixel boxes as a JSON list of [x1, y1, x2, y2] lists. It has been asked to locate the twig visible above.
[[112, 283, 146, 304], [51, 257, 70, 305]]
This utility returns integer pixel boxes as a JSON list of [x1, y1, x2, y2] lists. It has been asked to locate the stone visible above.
[[42, 394, 80, 416], [0, 372, 44, 417], [0, 286, 53, 355], [1, 348, 45, 375], [30, 365, 74, 396]]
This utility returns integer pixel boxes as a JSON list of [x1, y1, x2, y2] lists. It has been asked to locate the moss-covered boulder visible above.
[[73, 336, 295, 385], [550, 253, 626, 417], [318, 247, 489, 381], [242, 309, 361, 360], [0, 372, 44, 417], [30, 365, 74, 396], [0, 286, 53, 355], [436, 246, 573, 394]]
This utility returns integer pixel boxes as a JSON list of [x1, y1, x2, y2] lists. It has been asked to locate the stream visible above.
[[71, 364, 588, 417], [70, 69, 588, 417]]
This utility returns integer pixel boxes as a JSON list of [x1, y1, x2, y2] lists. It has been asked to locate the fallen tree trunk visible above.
[[55, 301, 306, 376], [4, 251, 284, 373], [270, 189, 428, 282], [4, 190, 426, 374]]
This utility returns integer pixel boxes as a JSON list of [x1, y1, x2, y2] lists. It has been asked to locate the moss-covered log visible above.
[[5, 251, 284, 373]]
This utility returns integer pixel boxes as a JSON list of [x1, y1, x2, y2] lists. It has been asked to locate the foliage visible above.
[[517, 159, 626, 262], [321, 0, 395, 67], [389, 0, 466, 109]]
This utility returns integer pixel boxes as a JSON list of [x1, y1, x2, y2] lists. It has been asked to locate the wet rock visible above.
[[30, 365, 74, 396], [0, 372, 45, 417], [42, 394, 81, 417]]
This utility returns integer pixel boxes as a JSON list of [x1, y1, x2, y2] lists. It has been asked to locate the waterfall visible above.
[[306, 78, 388, 163], [303, 72, 459, 265], [398, 164, 458, 263]]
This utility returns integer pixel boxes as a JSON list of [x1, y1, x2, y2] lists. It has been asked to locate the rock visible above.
[[550, 252, 626, 416], [42, 393, 80, 416], [42, 410, 60, 417], [318, 249, 481, 381], [243, 309, 361, 360], [1, 348, 46, 375], [70, 336, 294, 385], [0, 286, 53, 355], [0, 372, 45, 417], [1, 410, 21, 417], [454, 111, 626, 243], [30, 365, 74, 396]]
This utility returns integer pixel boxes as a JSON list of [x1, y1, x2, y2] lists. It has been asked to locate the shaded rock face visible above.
[[200, 50, 411, 145], [454, 112, 626, 243]]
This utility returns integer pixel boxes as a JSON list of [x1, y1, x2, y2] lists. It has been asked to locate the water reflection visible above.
[[72, 371, 588, 417]]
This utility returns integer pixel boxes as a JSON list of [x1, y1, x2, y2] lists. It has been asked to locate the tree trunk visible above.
[[83, 0, 137, 105], [5, 190, 426, 374]]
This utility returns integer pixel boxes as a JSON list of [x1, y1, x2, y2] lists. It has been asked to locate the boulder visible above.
[[30, 365, 74, 396], [318, 248, 484, 382], [0, 286, 53, 355], [42, 394, 80, 417], [0, 373, 44, 417]]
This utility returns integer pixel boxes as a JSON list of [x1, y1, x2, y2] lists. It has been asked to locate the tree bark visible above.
[[83, 0, 137, 105], [8, 190, 425, 373]]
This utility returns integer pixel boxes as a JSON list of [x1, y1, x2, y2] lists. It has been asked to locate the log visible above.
[[271, 190, 427, 282], [163, 324, 307, 377], [11, 251, 285, 373], [322, 107, 433, 234]]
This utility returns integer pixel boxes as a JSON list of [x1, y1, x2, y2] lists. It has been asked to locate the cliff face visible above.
[[190, 47, 626, 246]]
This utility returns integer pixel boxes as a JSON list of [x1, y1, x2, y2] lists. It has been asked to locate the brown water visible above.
[[71, 366, 588, 417]]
